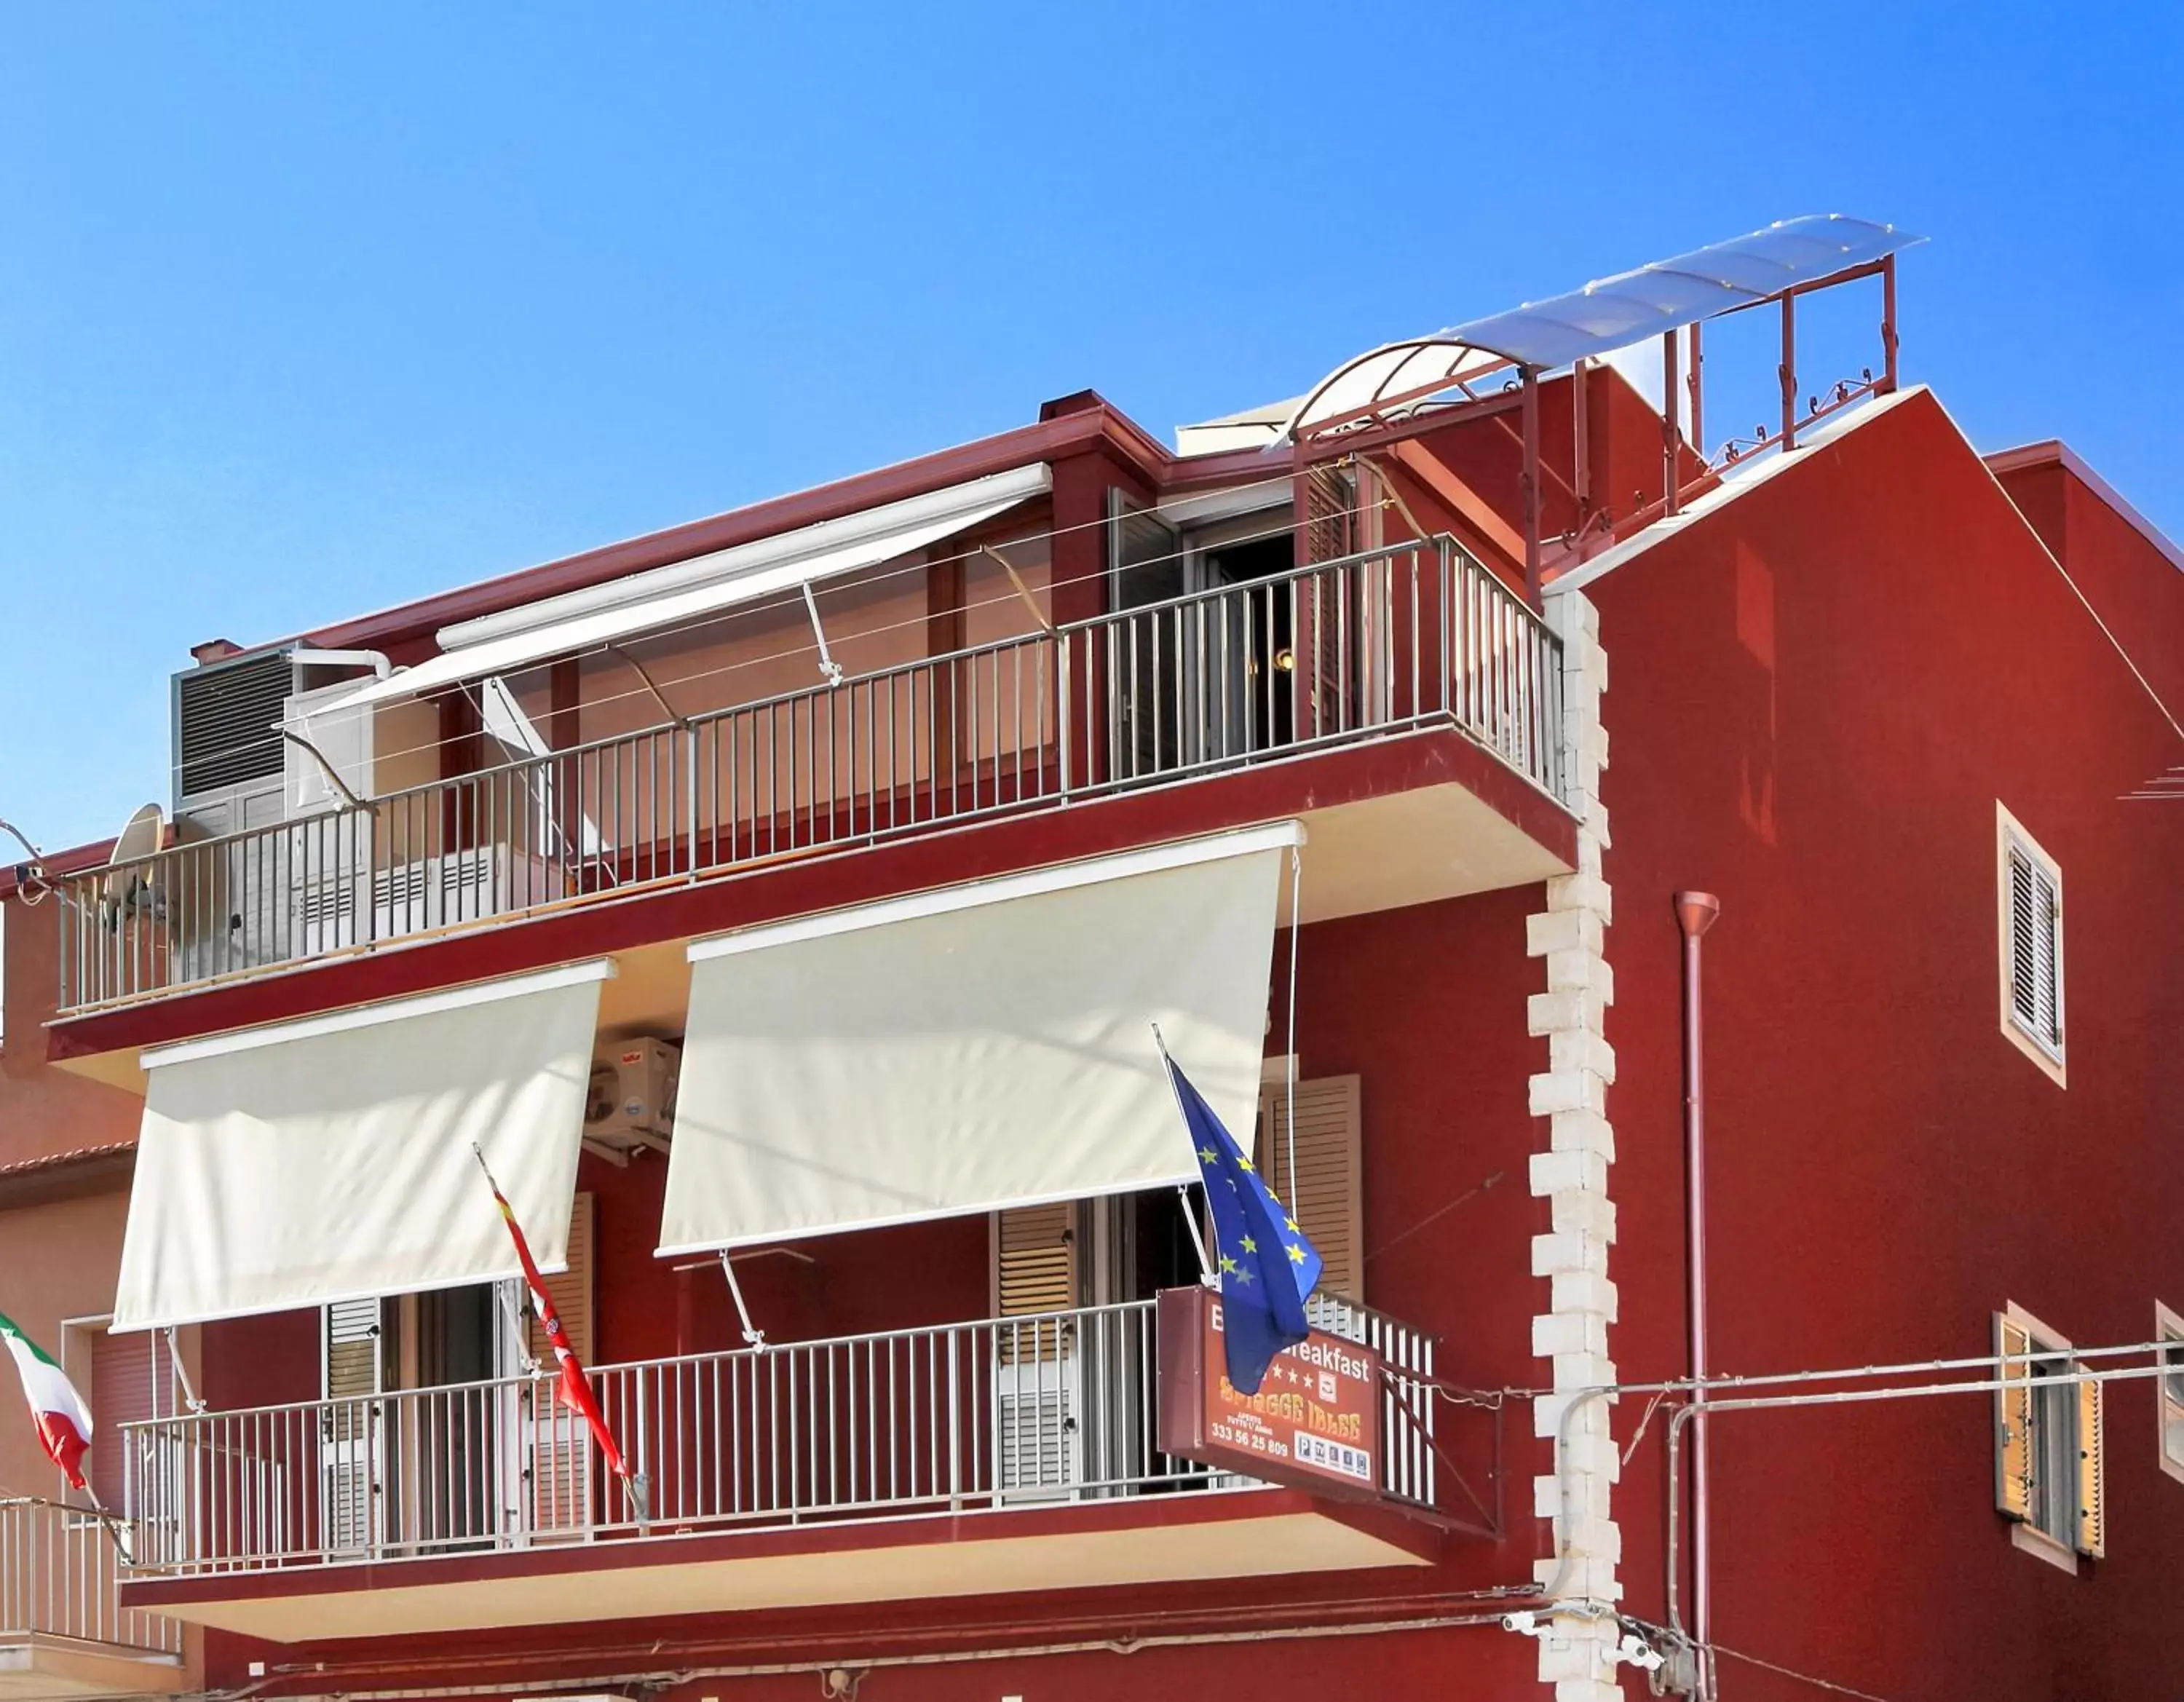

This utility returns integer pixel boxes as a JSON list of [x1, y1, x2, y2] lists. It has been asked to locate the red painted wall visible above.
[[1591, 390, 2184, 1701], [194, 879, 1564, 1694]]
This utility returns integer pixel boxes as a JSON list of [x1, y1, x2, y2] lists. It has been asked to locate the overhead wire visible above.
[[1709, 1644, 1902, 1702], [151, 471, 1380, 799]]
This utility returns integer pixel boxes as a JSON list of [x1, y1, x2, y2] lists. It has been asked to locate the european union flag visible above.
[[1163, 1053, 1324, 1396]]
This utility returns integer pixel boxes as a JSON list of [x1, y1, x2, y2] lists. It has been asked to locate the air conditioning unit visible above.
[[170, 646, 384, 975], [585, 1039, 679, 1157], [288, 844, 563, 959]]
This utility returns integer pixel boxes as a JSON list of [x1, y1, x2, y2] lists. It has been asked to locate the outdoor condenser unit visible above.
[[585, 1038, 680, 1156]]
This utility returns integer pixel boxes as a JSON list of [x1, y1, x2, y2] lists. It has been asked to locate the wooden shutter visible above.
[[1258, 1075, 1364, 1303], [89, 1327, 157, 1510], [324, 1298, 386, 1398], [1295, 466, 1363, 741], [1301, 464, 1356, 566], [526, 1192, 596, 1365], [1995, 1313, 2033, 1521], [2076, 1369, 2106, 1558], [994, 1203, 1077, 1363], [1108, 493, 1184, 780]]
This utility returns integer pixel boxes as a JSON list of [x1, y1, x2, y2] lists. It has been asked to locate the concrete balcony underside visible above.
[[123, 1489, 1435, 1643], [0, 1635, 183, 1701], [53, 723, 1573, 1086]]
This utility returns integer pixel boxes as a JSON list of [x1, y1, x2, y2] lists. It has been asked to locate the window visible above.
[[1995, 1305, 2104, 1568], [2158, 1303, 2184, 1484], [1996, 804, 2065, 1083]]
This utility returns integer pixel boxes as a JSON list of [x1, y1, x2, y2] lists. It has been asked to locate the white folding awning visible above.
[[314, 463, 1052, 718], [112, 961, 612, 1332], [657, 823, 1301, 1256]]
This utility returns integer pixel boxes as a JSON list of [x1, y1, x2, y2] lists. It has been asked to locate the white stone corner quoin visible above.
[[1526, 587, 1621, 1702]]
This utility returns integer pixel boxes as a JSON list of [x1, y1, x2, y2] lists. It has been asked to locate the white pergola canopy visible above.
[[1284, 215, 1924, 440]]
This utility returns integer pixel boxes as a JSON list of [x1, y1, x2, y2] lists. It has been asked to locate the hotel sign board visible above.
[[1155, 1284, 1382, 1502]]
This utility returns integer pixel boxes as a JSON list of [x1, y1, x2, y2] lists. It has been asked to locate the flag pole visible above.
[[1150, 1025, 1217, 1285], [79, 1488, 131, 1564], [470, 1144, 644, 1524]]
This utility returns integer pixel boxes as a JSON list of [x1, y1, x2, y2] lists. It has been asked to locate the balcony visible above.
[[117, 1298, 1469, 1640], [0, 1500, 181, 1699], [55, 536, 1569, 1016]]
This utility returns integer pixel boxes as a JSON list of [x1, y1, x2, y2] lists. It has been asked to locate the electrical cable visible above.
[[1441, 1331, 2183, 1409], [1709, 1644, 1901, 1702]]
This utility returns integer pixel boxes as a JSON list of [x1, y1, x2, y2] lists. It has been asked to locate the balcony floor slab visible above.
[[0, 1635, 183, 1701], [122, 1489, 1436, 1644], [53, 724, 1574, 1086]]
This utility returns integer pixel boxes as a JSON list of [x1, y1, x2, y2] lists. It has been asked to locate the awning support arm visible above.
[[717, 1251, 768, 1348], [801, 582, 846, 687], [161, 1327, 207, 1414], [604, 645, 685, 729], [981, 544, 1054, 635], [1176, 1184, 1214, 1284], [277, 729, 368, 811]]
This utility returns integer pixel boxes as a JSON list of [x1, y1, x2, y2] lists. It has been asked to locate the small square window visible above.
[[1996, 804, 2065, 1084]]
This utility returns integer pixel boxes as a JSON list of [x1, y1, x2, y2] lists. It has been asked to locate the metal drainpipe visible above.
[[1674, 890, 1720, 1693]]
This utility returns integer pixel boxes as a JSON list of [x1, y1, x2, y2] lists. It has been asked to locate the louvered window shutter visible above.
[[994, 1203, 1077, 1363], [526, 1192, 596, 1365], [2076, 1370, 2106, 1558], [1995, 1314, 2033, 1521], [1296, 468, 1360, 740], [320, 1297, 387, 1554], [2006, 840, 2063, 1056], [1258, 1075, 1364, 1303], [523, 1193, 598, 1538], [2162, 1337, 2184, 1469], [324, 1298, 386, 1398], [2035, 866, 2062, 1049], [89, 1327, 156, 1509]]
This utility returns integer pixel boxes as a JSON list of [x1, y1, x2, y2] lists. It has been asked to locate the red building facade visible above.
[[1, 222, 2179, 1702]]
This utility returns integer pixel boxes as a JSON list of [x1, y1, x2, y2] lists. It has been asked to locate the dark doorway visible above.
[[1198, 532, 1297, 754]]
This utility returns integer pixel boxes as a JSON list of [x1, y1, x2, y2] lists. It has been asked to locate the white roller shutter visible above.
[[114, 961, 610, 1331], [659, 824, 1299, 1256]]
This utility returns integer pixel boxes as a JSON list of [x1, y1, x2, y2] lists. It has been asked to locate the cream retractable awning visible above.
[[315, 463, 1052, 718], [657, 824, 1300, 1256], [112, 962, 612, 1332]]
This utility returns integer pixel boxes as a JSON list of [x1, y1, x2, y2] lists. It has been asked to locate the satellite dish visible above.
[[100, 804, 169, 933]]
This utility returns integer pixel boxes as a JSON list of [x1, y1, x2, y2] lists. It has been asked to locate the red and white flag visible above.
[[472, 1152, 631, 1481], [0, 1309, 92, 1490]]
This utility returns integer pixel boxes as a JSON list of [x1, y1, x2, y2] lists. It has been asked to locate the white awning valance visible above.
[[657, 823, 1300, 1256], [316, 463, 1052, 717], [113, 962, 611, 1331]]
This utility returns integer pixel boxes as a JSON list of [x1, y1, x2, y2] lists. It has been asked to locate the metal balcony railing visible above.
[[0, 1496, 181, 1655], [119, 1297, 1439, 1578], [58, 536, 1565, 1012]]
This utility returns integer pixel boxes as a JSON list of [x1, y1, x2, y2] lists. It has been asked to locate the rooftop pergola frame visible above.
[[1283, 216, 1924, 606]]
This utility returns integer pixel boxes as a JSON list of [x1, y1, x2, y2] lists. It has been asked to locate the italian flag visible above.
[[0, 1310, 92, 1490]]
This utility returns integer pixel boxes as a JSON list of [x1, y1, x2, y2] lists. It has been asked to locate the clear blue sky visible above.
[[1, 3, 2177, 854]]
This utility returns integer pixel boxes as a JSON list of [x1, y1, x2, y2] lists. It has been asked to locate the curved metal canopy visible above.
[[1284, 215, 1925, 440]]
